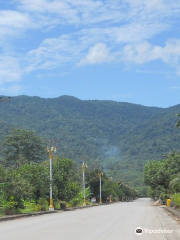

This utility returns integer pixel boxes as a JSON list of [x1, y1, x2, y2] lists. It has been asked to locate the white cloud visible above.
[[125, 0, 165, 10], [0, 10, 31, 29], [79, 43, 111, 65], [25, 34, 79, 71], [15, 0, 180, 28], [0, 0, 180, 88], [0, 10, 34, 44], [122, 39, 180, 74], [0, 84, 24, 96], [161, 39, 180, 65], [0, 56, 22, 83]]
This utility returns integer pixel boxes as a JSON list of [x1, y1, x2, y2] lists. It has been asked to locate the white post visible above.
[[100, 176, 102, 204], [81, 162, 87, 206], [49, 156, 54, 210], [47, 146, 56, 211], [98, 172, 103, 204]]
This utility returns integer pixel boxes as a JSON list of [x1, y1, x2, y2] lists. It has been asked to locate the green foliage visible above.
[[0, 96, 180, 187], [144, 152, 180, 200], [52, 157, 80, 202], [85, 169, 138, 202], [69, 187, 92, 207], [86, 169, 102, 197], [0, 157, 81, 214], [0, 162, 49, 211], [176, 114, 180, 128], [1, 197, 17, 211], [169, 176, 180, 193], [4, 168, 33, 209], [172, 193, 180, 208], [3, 128, 46, 165], [16, 162, 50, 202], [20, 199, 48, 213]]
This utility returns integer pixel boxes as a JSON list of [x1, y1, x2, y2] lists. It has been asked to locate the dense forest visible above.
[[0, 95, 180, 188], [144, 152, 180, 208]]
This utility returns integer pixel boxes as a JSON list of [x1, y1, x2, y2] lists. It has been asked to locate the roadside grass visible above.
[[172, 193, 180, 209]]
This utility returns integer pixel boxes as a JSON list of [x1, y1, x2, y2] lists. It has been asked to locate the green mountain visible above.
[[0, 95, 180, 186]]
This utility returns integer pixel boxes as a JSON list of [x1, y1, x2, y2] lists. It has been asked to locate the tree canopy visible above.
[[0, 95, 180, 186], [144, 152, 180, 200], [3, 128, 46, 166]]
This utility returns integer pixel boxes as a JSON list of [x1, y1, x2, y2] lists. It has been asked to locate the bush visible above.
[[172, 193, 180, 208], [37, 198, 48, 210], [1, 197, 18, 215], [21, 200, 46, 213], [69, 187, 92, 207]]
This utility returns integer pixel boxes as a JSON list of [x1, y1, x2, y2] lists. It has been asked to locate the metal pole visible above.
[[81, 162, 87, 206], [47, 146, 56, 211], [83, 169, 85, 205], [98, 172, 103, 204], [100, 176, 102, 204], [49, 155, 54, 210]]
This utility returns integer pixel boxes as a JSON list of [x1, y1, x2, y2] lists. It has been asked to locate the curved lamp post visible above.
[[47, 146, 56, 211], [81, 162, 87, 206]]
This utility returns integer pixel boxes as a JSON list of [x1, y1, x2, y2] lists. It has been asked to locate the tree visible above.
[[86, 169, 102, 198], [169, 176, 180, 193], [143, 160, 170, 199], [176, 114, 180, 128], [0, 164, 7, 205], [16, 162, 50, 202], [3, 128, 46, 166], [3, 167, 33, 209], [144, 153, 180, 199], [52, 157, 80, 202]]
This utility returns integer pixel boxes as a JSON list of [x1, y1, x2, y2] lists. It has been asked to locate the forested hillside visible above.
[[0, 95, 180, 187]]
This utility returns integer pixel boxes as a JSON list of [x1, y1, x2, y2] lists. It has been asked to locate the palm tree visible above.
[[175, 114, 180, 128]]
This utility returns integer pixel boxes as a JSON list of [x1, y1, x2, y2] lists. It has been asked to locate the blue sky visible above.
[[0, 0, 180, 108]]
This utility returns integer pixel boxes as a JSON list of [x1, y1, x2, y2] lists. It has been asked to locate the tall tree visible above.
[[3, 128, 46, 166], [52, 157, 80, 202], [176, 114, 180, 128]]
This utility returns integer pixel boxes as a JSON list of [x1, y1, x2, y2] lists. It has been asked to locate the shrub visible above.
[[172, 193, 180, 208], [37, 198, 48, 210], [69, 187, 92, 207]]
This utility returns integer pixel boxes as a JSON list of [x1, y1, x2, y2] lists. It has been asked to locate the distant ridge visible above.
[[0, 95, 180, 185]]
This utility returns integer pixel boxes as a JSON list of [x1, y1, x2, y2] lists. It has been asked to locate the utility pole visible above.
[[47, 146, 56, 211], [98, 172, 103, 204], [81, 162, 87, 206]]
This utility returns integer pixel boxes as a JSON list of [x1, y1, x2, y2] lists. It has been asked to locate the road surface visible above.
[[0, 198, 179, 240]]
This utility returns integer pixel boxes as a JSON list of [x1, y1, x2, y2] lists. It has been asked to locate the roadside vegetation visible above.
[[143, 114, 180, 209], [0, 128, 138, 216], [144, 152, 180, 207], [1, 106, 180, 215]]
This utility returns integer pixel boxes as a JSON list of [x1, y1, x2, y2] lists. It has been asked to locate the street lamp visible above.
[[47, 146, 56, 211], [98, 172, 103, 204], [81, 162, 87, 206]]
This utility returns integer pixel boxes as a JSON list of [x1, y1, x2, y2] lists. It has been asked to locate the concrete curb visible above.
[[164, 206, 180, 220], [0, 203, 102, 222], [0, 210, 59, 222], [0, 201, 126, 222], [64, 203, 101, 211]]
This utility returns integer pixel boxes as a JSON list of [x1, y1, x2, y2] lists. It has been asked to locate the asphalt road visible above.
[[0, 198, 180, 240]]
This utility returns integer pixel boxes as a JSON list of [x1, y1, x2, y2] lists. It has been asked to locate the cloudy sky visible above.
[[0, 0, 180, 108]]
